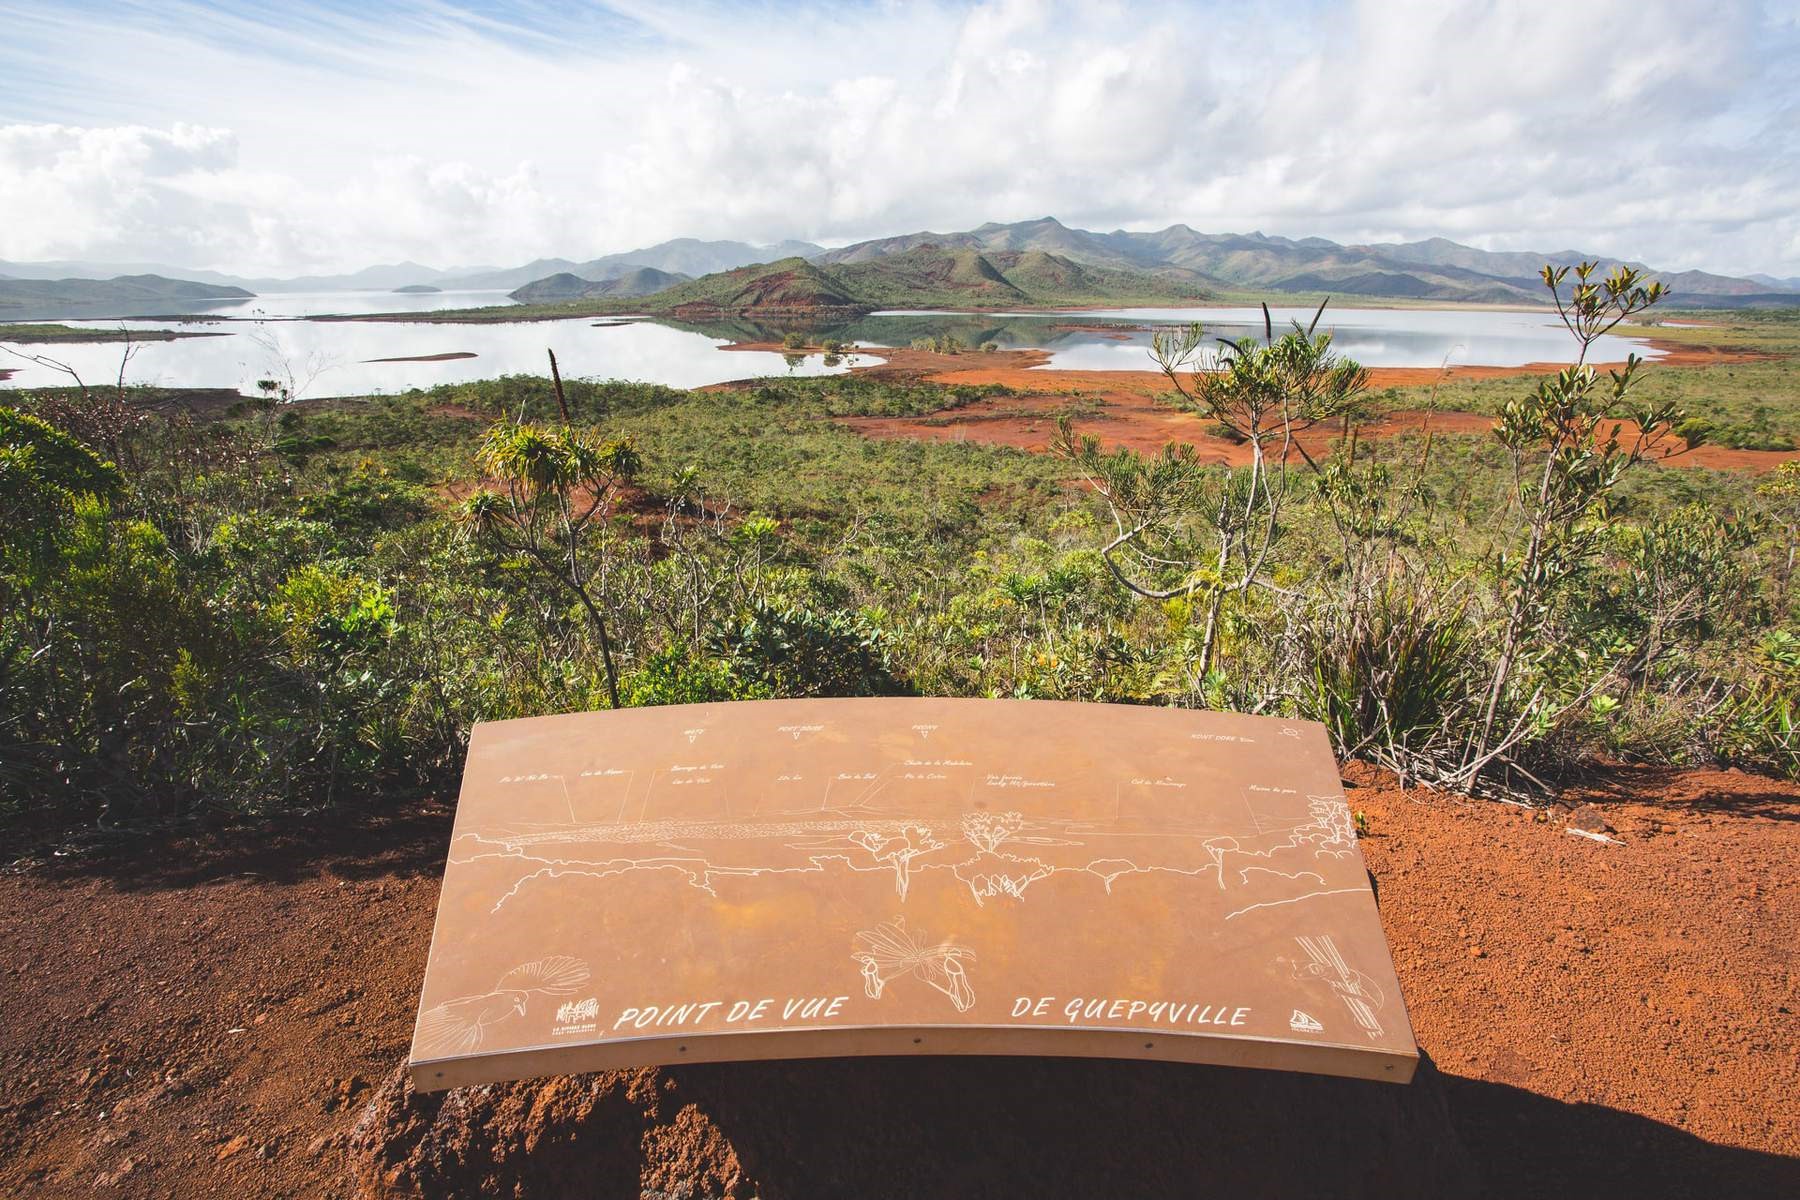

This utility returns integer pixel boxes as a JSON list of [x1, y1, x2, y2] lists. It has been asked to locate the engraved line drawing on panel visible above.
[[848, 823, 946, 899], [1292, 934, 1385, 1039], [415, 956, 592, 1057], [453, 790, 1360, 918], [852, 918, 977, 1012]]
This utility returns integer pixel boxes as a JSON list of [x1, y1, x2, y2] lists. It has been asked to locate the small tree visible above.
[[1054, 303, 1368, 679], [460, 420, 641, 708], [1458, 263, 1678, 787]]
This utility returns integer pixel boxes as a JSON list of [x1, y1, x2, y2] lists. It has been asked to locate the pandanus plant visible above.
[[461, 419, 641, 709]]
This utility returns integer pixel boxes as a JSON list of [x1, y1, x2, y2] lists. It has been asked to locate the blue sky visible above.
[[2, 0, 1798, 276]]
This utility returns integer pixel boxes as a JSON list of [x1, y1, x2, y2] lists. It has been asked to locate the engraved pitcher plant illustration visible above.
[[852, 918, 977, 1013]]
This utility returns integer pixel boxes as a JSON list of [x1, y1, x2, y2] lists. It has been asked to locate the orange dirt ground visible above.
[[3, 763, 1796, 1197], [800, 341, 1799, 474]]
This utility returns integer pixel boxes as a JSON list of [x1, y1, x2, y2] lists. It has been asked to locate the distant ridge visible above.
[[0, 274, 253, 311], [812, 217, 1800, 306], [445, 239, 823, 291], [5, 222, 1793, 308], [0, 238, 824, 296], [0, 259, 471, 293]]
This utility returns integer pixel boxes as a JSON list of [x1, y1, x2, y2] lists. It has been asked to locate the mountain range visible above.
[[809, 218, 1796, 305], [4, 220, 1797, 314], [444, 239, 820, 292], [523, 218, 1800, 314], [0, 238, 820, 295]]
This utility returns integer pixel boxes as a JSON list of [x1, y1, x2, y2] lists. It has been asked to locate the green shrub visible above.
[[714, 601, 904, 697], [623, 646, 766, 707], [1712, 630, 1799, 777]]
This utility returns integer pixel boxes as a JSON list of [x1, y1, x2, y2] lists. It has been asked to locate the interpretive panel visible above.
[[411, 698, 1417, 1089]]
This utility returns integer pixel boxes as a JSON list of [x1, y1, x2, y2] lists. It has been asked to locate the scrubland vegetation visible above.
[[1388, 309, 1800, 451], [2, 269, 1796, 832]]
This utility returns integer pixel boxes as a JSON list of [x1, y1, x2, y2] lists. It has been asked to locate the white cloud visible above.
[[0, 123, 240, 261], [0, 0, 1794, 276]]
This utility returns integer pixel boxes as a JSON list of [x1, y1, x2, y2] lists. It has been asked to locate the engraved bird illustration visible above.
[[414, 956, 591, 1057]]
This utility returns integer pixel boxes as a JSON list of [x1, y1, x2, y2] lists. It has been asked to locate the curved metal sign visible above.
[[411, 698, 1416, 1089]]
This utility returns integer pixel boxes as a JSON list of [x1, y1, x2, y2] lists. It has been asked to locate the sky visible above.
[[2, 0, 1798, 278]]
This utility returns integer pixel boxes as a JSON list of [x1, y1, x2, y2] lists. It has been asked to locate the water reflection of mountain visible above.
[[647, 308, 1660, 373]]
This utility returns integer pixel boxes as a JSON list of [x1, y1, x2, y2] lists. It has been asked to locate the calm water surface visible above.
[[198, 289, 523, 318], [0, 300, 861, 396], [0, 297, 1662, 396], [864, 306, 1663, 371]]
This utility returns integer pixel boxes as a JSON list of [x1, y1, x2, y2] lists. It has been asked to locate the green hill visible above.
[[829, 247, 1029, 306], [648, 258, 862, 314], [507, 266, 690, 303], [638, 245, 1207, 315]]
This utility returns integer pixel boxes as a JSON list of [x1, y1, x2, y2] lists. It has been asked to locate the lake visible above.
[[0, 297, 1664, 397], [0, 307, 863, 396], [194, 289, 523, 318], [0, 287, 522, 324], [852, 306, 1664, 371]]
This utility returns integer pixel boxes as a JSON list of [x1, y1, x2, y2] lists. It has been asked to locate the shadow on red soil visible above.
[[346, 1050, 1800, 1198], [3, 764, 1796, 1197], [22, 804, 456, 892]]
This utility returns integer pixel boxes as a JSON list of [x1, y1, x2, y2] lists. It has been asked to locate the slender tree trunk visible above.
[[562, 528, 621, 710], [525, 528, 623, 710], [574, 587, 622, 709], [1196, 535, 1232, 680], [1472, 449, 1559, 768]]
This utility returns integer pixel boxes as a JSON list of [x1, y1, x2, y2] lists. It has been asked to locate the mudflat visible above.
[[819, 344, 1800, 473]]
